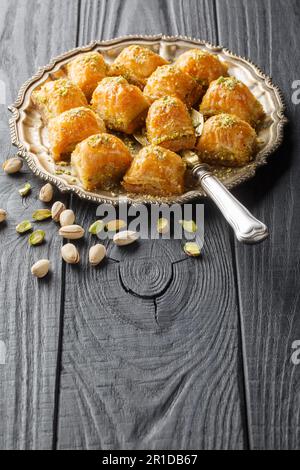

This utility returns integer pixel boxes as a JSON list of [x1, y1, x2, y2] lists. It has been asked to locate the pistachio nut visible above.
[[183, 242, 201, 257], [179, 220, 198, 233], [39, 183, 54, 202], [59, 209, 75, 227], [19, 182, 31, 197], [16, 220, 32, 234], [113, 230, 139, 246], [157, 218, 169, 234], [51, 201, 66, 222], [0, 209, 7, 223], [2, 157, 23, 174], [106, 219, 127, 232], [89, 244, 106, 266], [32, 209, 52, 221], [58, 224, 85, 240], [31, 259, 50, 278], [89, 220, 105, 235], [61, 243, 80, 264], [29, 230, 45, 246]]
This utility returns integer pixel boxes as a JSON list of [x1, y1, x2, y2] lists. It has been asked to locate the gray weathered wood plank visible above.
[[56, 0, 248, 450], [216, 0, 300, 450], [0, 0, 79, 450]]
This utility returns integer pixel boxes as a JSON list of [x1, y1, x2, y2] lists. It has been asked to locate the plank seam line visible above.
[[213, 0, 251, 448], [75, 0, 82, 48], [229, 231, 252, 450], [51, 252, 67, 450], [212, 0, 220, 45], [52, 0, 82, 449]]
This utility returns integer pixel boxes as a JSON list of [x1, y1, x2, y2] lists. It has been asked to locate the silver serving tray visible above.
[[9, 35, 288, 205]]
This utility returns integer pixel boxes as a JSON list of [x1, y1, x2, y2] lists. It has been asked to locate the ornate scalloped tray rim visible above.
[[9, 34, 288, 206]]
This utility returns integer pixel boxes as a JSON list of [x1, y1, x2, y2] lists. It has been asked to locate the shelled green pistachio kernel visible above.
[[32, 209, 52, 221], [29, 230, 45, 246], [106, 219, 127, 232], [89, 220, 105, 235], [157, 218, 169, 234], [2, 157, 23, 174], [19, 182, 31, 197], [179, 219, 198, 233], [183, 242, 201, 257], [0, 209, 7, 223], [16, 220, 32, 234]]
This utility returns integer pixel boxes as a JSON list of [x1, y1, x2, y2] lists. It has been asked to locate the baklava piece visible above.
[[67, 51, 107, 100], [91, 76, 150, 134], [71, 133, 132, 191], [196, 113, 257, 167], [48, 107, 106, 162], [143, 65, 203, 107], [175, 49, 228, 88], [146, 96, 196, 152], [109, 45, 168, 89], [122, 145, 186, 196], [200, 76, 265, 127], [32, 78, 88, 122]]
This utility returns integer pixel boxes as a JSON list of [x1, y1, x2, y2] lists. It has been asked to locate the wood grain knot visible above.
[[119, 257, 173, 298]]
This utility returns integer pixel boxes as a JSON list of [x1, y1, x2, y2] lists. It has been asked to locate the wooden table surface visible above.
[[0, 0, 299, 451]]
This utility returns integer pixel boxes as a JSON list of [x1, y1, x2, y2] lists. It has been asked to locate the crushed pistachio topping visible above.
[[112, 76, 127, 84], [159, 96, 181, 111], [151, 147, 167, 161], [216, 76, 239, 90], [129, 45, 153, 63], [67, 108, 88, 119], [162, 95, 176, 103], [55, 79, 73, 96], [88, 134, 112, 147], [218, 114, 238, 128], [76, 52, 101, 66]]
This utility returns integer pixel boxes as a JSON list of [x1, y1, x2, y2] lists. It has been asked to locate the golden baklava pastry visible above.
[[32, 78, 88, 122], [67, 51, 107, 100], [91, 76, 150, 134], [175, 49, 228, 88], [71, 133, 132, 191], [109, 45, 168, 89], [200, 76, 265, 127], [122, 145, 186, 196], [196, 114, 257, 167], [48, 107, 106, 162], [146, 96, 196, 152], [143, 65, 203, 107]]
